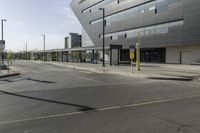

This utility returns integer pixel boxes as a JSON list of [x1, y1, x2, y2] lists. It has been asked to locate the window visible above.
[[156, 28, 168, 34], [145, 30, 150, 36], [126, 30, 134, 38], [90, 1, 155, 25], [149, 6, 156, 11], [101, 20, 183, 39], [125, 33, 127, 38], [112, 33, 118, 40]]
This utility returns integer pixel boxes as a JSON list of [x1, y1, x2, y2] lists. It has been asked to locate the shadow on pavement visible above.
[[26, 78, 56, 84], [119, 64, 160, 68], [147, 77, 193, 81], [0, 90, 95, 112], [161, 74, 200, 79], [0, 77, 56, 84]]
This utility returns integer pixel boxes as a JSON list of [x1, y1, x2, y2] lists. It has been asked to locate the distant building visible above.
[[64, 37, 69, 49], [65, 33, 82, 49]]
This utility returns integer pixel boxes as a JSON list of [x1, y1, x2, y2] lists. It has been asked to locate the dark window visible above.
[[125, 33, 127, 38], [104, 20, 107, 27]]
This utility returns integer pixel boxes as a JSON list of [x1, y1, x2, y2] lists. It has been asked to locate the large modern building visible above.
[[71, 0, 200, 64], [65, 33, 82, 49]]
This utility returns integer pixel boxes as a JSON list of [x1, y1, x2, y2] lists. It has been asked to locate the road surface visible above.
[[0, 61, 200, 133]]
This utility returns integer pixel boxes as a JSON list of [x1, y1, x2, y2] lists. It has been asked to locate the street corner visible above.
[[0, 66, 21, 79], [0, 72, 20, 79]]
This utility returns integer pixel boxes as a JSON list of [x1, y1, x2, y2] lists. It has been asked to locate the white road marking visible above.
[[0, 93, 200, 125]]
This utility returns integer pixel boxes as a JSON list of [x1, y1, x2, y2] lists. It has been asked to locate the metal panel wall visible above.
[[71, 0, 200, 48]]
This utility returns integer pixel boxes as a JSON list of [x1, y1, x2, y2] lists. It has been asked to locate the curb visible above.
[[48, 62, 148, 78], [49, 62, 97, 72], [0, 72, 20, 79], [29, 61, 200, 81]]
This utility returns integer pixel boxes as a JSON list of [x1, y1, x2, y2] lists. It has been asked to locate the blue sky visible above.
[[0, 0, 82, 52]]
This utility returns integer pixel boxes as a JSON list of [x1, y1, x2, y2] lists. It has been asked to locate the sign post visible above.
[[0, 40, 5, 64], [130, 45, 135, 73], [0, 40, 5, 49]]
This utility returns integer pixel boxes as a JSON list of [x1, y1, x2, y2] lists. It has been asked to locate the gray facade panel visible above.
[[71, 0, 200, 48]]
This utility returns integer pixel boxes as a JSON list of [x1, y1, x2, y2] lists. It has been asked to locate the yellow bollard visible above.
[[136, 43, 141, 71]]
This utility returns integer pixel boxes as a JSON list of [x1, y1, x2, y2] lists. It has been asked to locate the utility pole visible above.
[[42, 34, 46, 62], [99, 8, 105, 67], [1, 19, 7, 64], [25, 42, 28, 60]]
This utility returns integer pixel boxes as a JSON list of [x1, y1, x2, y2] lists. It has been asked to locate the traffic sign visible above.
[[0, 40, 5, 50], [130, 45, 135, 60]]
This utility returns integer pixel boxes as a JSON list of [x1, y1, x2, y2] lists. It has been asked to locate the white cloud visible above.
[[53, 0, 78, 22]]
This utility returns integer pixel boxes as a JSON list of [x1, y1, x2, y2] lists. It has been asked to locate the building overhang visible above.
[[31, 46, 110, 53]]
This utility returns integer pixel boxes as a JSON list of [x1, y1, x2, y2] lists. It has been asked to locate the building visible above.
[[70, 0, 200, 64], [82, 28, 95, 48], [65, 33, 82, 49]]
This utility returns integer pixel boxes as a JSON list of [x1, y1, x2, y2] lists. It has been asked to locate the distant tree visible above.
[[7, 51, 14, 60]]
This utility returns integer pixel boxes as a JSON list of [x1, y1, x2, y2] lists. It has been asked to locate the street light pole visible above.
[[42, 34, 46, 62], [1, 19, 7, 64], [25, 42, 28, 60], [99, 8, 105, 67]]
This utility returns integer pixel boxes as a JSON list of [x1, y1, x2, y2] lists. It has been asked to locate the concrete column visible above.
[[79, 50, 82, 63], [92, 50, 95, 64], [110, 48, 112, 66], [66, 51, 69, 62], [56, 52, 59, 61], [118, 48, 120, 66], [62, 51, 64, 62]]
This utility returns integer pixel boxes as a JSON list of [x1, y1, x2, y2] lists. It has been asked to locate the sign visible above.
[[130, 45, 135, 60], [0, 40, 5, 50]]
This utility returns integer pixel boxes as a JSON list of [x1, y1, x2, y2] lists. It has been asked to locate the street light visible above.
[[42, 34, 46, 62], [1, 19, 7, 64], [99, 8, 105, 67], [25, 42, 28, 60]]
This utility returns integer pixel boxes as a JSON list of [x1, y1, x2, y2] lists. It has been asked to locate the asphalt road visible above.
[[0, 61, 200, 133]]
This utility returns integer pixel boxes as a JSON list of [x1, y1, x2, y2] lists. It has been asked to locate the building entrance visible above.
[[110, 45, 123, 66]]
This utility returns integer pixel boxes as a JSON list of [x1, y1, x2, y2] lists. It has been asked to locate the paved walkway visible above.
[[33, 61, 200, 82]]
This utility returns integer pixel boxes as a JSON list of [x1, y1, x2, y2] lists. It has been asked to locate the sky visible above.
[[0, 0, 82, 52]]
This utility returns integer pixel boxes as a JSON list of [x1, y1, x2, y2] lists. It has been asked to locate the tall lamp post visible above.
[[99, 8, 105, 67], [25, 42, 28, 60], [1, 19, 7, 64], [42, 34, 46, 62]]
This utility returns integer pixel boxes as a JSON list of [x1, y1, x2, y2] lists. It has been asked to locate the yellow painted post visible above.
[[136, 43, 141, 71], [136, 33, 141, 71]]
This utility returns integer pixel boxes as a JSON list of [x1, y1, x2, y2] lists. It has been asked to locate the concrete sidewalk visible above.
[[34, 61, 200, 82], [0, 66, 20, 79]]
